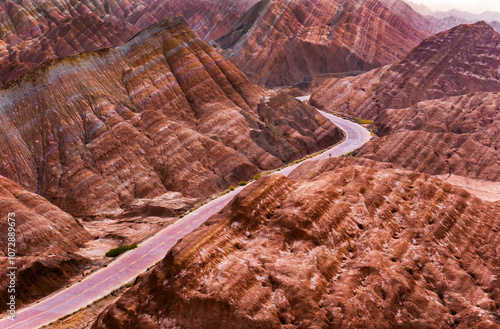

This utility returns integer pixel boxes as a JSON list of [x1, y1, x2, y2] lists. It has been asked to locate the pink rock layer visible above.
[[312, 22, 500, 119], [0, 16, 342, 217], [217, 0, 431, 86], [93, 158, 500, 328], [0, 175, 91, 312], [0, 0, 259, 86]]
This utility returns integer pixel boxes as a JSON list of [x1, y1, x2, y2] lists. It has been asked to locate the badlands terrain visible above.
[[0, 15, 341, 311], [0, 0, 499, 328], [0, 0, 260, 86], [312, 22, 500, 193]]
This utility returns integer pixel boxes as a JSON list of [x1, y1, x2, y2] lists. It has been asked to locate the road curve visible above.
[[0, 98, 371, 329]]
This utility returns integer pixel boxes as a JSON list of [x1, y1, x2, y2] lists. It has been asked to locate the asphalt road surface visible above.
[[0, 97, 371, 329]]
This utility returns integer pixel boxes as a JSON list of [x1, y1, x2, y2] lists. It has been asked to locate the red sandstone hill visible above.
[[311, 21, 500, 119], [93, 158, 500, 328], [0, 0, 259, 87], [358, 92, 500, 182], [0, 175, 91, 312], [0, 16, 341, 218], [216, 0, 432, 87]]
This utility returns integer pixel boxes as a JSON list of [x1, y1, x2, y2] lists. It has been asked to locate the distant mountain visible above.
[[431, 9, 500, 22], [402, 0, 433, 16], [378, 0, 438, 33], [426, 9, 500, 33], [217, 0, 432, 87], [312, 22, 500, 119]]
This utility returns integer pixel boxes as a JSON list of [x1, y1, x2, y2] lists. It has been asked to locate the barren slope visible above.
[[0, 175, 91, 312], [0, 16, 341, 217], [312, 22, 500, 119], [93, 158, 500, 328], [358, 92, 500, 182], [217, 0, 430, 87], [0, 0, 259, 86]]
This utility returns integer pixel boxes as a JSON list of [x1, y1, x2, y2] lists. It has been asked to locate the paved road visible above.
[[0, 98, 371, 329]]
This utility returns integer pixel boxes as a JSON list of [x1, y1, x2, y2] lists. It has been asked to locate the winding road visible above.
[[0, 97, 371, 329]]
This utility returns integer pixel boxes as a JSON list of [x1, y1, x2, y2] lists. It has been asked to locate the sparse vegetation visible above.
[[253, 174, 262, 180], [229, 186, 235, 191], [105, 244, 138, 257], [356, 118, 374, 125], [238, 181, 248, 186]]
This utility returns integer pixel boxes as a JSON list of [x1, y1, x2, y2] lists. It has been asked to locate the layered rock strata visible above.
[[0, 0, 259, 86], [312, 22, 500, 119], [358, 92, 500, 182], [93, 158, 500, 328], [217, 0, 431, 86], [0, 175, 91, 312], [0, 16, 341, 217]]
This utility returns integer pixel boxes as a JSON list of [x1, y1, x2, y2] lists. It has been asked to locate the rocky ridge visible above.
[[0, 15, 341, 218], [217, 0, 431, 86], [93, 158, 500, 328], [0, 0, 259, 86], [311, 21, 500, 119], [358, 92, 500, 182]]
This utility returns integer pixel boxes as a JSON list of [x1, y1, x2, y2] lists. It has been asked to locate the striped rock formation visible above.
[[217, 0, 431, 86], [0, 175, 91, 311], [0, 16, 341, 217], [0, 0, 259, 86], [358, 92, 500, 182], [311, 22, 500, 119], [94, 158, 500, 328]]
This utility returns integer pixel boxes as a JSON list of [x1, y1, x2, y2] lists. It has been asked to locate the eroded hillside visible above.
[[94, 158, 500, 328]]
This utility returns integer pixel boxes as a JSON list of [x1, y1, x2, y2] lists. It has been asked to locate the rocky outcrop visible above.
[[0, 16, 341, 217], [0, 175, 91, 311], [358, 92, 500, 182], [312, 21, 500, 119], [217, 0, 431, 87], [93, 158, 500, 328], [0, 0, 259, 86]]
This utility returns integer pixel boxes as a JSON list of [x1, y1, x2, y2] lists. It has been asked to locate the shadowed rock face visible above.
[[216, 0, 431, 87], [0, 16, 341, 217], [0, 0, 259, 87], [358, 92, 500, 182], [312, 22, 500, 119], [0, 175, 91, 312], [93, 158, 500, 328]]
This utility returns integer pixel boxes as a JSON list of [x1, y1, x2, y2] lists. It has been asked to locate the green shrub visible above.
[[229, 186, 235, 191], [253, 174, 262, 180], [238, 181, 248, 186], [105, 244, 138, 257], [356, 118, 374, 125]]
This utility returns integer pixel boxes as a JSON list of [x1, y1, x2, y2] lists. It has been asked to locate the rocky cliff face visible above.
[[93, 158, 500, 328], [312, 21, 500, 119], [0, 16, 341, 217], [0, 0, 258, 87], [358, 92, 500, 182], [217, 0, 431, 87], [0, 175, 91, 311]]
